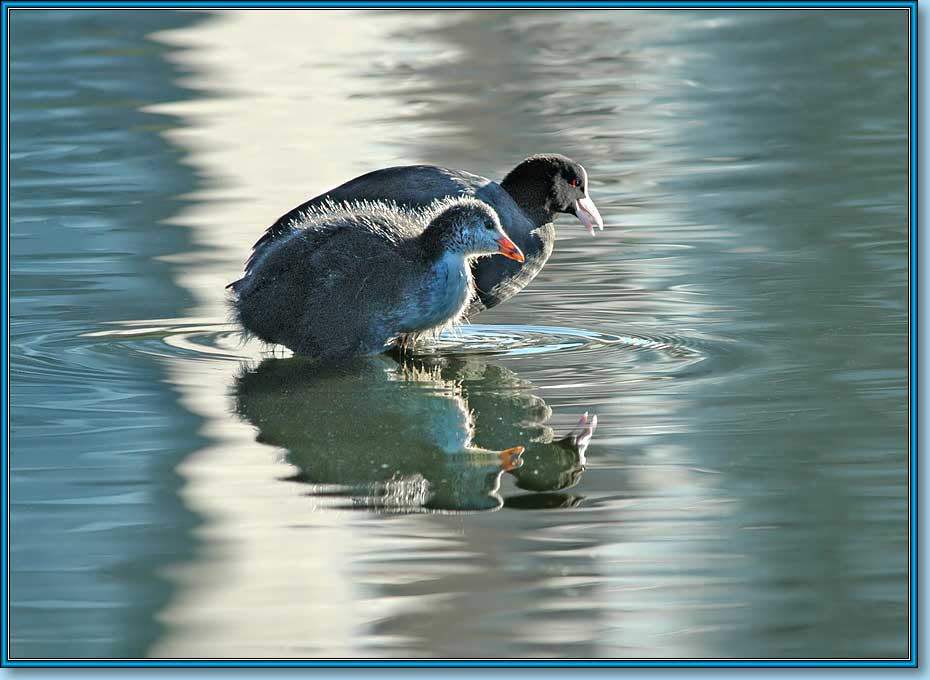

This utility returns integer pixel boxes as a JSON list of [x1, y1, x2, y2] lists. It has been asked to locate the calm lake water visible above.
[[9, 9, 909, 660]]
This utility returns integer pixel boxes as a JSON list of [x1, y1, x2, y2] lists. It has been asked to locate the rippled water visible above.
[[10, 9, 909, 660]]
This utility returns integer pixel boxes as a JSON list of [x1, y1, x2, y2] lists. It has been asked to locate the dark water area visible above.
[[9, 9, 909, 659], [9, 9, 210, 658]]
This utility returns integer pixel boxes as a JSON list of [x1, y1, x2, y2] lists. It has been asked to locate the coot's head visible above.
[[425, 198, 525, 262], [501, 154, 604, 235]]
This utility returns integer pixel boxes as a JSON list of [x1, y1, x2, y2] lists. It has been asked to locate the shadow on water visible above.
[[233, 354, 595, 513]]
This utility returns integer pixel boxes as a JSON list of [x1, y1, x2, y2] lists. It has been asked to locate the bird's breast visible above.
[[401, 257, 471, 333]]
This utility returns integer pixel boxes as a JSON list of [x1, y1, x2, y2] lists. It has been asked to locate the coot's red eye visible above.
[[570, 178, 580, 187]]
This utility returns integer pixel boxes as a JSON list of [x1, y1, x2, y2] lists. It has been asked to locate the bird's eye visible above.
[[570, 178, 580, 187], [485, 221, 495, 230]]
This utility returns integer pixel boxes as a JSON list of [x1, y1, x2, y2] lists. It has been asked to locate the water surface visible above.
[[9, 9, 909, 659]]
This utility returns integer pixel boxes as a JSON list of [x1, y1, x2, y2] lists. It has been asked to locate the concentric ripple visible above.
[[413, 324, 626, 357], [81, 320, 249, 362], [75, 320, 718, 372]]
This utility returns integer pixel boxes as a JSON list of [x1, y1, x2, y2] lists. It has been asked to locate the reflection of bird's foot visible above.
[[499, 446, 525, 471], [560, 412, 597, 460], [395, 334, 413, 353]]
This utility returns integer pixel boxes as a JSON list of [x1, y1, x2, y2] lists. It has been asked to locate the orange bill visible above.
[[496, 235, 525, 263]]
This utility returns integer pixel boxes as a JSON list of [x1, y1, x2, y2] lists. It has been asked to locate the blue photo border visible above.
[[0, 0, 917, 669]]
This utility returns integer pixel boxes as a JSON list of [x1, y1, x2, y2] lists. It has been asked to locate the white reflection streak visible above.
[[143, 10, 442, 659]]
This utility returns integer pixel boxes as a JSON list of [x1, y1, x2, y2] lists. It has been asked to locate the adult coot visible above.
[[229, 197, 524, 360], [242, 154, 603, 315]]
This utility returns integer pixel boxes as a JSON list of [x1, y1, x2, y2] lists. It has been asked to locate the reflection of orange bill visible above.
[[499, 446, 525, 471], [496, 236, 525, 263]]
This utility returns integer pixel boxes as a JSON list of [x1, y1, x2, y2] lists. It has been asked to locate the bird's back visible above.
[[232, 202, 425, 357]]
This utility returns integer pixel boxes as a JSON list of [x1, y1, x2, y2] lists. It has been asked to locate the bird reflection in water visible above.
[[232, 353, 596, 513]]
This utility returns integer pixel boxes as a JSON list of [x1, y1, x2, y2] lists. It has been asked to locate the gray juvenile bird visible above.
[[242, 154, 603, 315], [229, 197, 524, 360]]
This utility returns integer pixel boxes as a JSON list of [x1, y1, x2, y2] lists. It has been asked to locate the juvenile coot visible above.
[[242, 154, 603, 315], [229, 197, 524, 360]]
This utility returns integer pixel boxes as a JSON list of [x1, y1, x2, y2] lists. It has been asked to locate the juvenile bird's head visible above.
[[424, 199, 525, 263]]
